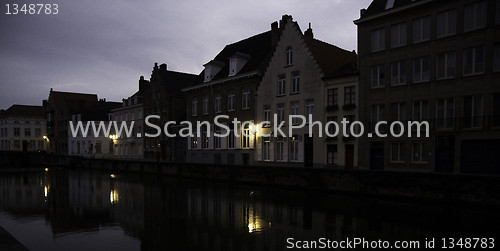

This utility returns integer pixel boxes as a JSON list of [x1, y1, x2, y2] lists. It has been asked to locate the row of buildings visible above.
[[1, 0, 500, 173]]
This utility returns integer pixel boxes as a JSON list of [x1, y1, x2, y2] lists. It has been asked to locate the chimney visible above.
[[360, 8, 367, 18], [304, 23, 314, 39], [271, 21, 279, 46], [139, 76, 148, 92], [154, 62, 158, 70], [160, 63, 167, 71]]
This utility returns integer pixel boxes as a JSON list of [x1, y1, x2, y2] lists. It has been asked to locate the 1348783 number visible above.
[[441, 238, 495, 249], [5, 4, 59, 15]]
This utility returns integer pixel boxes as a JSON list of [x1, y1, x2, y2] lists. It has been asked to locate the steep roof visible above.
[[147, 64, 200, 92], [48, 90, 99, 114], [0, 105, 44, 118], [81, 101, 122, 121], [192, 30, 274, 86], [303, 36, 357, 77]]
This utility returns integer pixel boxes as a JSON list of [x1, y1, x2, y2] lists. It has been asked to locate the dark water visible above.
[[0, 167, 498, 251]]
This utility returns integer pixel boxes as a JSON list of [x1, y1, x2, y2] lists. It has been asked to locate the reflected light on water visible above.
[[44, 186, 48, 198], [110, 189, 119, 204]]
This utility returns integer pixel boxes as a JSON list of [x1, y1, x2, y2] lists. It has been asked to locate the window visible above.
[[436, 98, 454, 129], [463, 47, 485, 76], [493, 94, 500, 127], [202, 96, 209, 115], [437, 9, 456, 38], [371, 28, 385, 52], [391, 61, 406, 85], [201, 125, 209, 149], [391, 142, 405, 163], [229, 59, 237, 76], [275, 137, 284, 161], [192, 99, 198, 116], [371, 104, 385, 130], [289, 136, 299, 161], [242, 125, 251, 149], [277, 75, 286, 96], [277, 103, 285, 124], [327, 88, 338, 107], [228, 130, 235, 149], [327, 145, 338, 166], [262, 137, 271, 161], [14, 128, 20, 137], [242, 89, 250, 110], [35, 128, 41, 137], [290, 102, 299, 125], [305, 100, 314, 120], [437, 52, 456, 79], [391, 103, 406, 122], [494, 45, 500, 72], [214, 126, 221, 149], [371, 65, 385, 88], [191, 137, 198, 149], [344, 86, 356, 105], [391, 23, 406, 48], [413, 100, 429, 121], [412, 142, 429, 163], [263, 105, 271, 123], [464, 1, 486, 32], [413, 56, 430, 83], [463, 95, 483, 128], [326, 116, 337, 135], [285, 46, 293, 66], [291, 71, 300, 93], [215, 94, 222, 113], [413, 16, 430, 43], [228, 91, 235, 111]]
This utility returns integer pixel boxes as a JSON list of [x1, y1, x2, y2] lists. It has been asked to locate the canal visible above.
[[0, 167, 498, 250]]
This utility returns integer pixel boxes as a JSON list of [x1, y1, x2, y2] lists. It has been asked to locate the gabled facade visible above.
[[183, 21, 280, 165], [0, 105, 47, 152], [142, 64, 199, 162], [255, 15, 357, 167]]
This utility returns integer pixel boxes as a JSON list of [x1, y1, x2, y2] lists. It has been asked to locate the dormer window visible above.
[[285, 46, 293, 66], [228, 52, 251, 77], [204, 60, 225, 82]]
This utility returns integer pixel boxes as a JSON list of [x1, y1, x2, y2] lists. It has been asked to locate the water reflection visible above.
[[0, 168, 499, 251]]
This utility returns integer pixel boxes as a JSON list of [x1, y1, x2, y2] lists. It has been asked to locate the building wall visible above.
[[255, 18, 326, 167], [67, 118, 114, 159], [356, 0, 500, 173], [324, 74, 359, 169], [0, 117, 47, 152], [111, 100, 144, 160], [185, 76, 260, 165]]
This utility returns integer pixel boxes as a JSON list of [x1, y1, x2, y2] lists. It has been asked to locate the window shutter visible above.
[[187, 137, 191, 150], [249, 135, 255, 149], [220, 125, 227, 149]]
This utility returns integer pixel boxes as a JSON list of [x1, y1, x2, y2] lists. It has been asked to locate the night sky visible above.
[[0, 0, 371, 109]]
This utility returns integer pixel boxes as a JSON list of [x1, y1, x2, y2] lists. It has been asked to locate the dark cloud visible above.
[[0, 0, 371, 109]]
